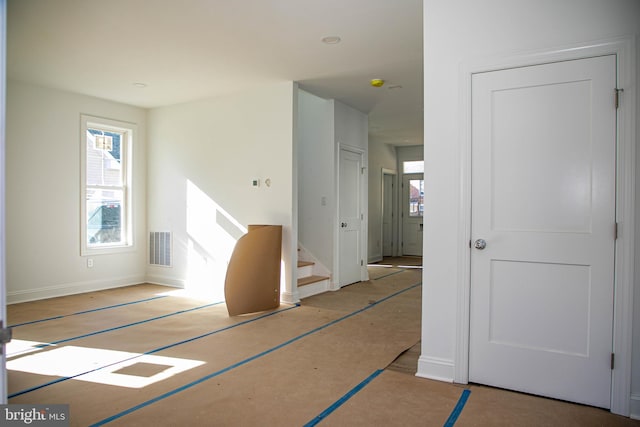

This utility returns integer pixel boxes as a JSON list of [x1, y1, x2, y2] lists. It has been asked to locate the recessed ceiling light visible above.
[[321, 36, 341, 44], [132, 82, 147, 88]]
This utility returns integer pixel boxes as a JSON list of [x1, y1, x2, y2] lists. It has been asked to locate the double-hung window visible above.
[[80, 115, 134, 255]]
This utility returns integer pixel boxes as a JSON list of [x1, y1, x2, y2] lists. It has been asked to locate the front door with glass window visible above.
[[402, 173, 423, 256]]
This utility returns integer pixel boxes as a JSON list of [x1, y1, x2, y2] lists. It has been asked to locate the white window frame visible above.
[[80, 114, 135, 256]]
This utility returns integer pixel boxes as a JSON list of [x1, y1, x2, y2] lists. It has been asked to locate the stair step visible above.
[[297, 260, 314, 268], [298, 275, 329, 287]]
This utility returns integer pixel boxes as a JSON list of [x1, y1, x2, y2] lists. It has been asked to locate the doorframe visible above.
[[0, 0, 6, 404], [381, 168, 398, 258], [334, 143, 368, 287], [455, 38, 636, 416]]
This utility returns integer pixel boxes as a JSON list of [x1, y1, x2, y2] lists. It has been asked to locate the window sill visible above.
[[81, 244, 135, 257]]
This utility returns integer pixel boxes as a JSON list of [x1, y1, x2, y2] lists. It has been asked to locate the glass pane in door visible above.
[[408, 179, 424, 217]]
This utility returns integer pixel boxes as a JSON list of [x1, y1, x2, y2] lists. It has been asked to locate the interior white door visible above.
[[382, 173, 394, 257], [338, 148, 363, 286], [469, 55, 616, 408], [402, 174, 423, 256]]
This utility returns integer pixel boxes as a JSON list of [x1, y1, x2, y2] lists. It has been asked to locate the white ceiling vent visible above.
[[149, 231, 171, 267]]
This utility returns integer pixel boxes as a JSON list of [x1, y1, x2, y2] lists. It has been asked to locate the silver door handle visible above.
[[474, 239, 487, 250]]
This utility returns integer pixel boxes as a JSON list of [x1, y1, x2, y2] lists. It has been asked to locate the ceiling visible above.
[[7, 0, 423, 146]]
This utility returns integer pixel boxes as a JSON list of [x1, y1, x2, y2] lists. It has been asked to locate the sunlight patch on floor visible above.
[[6, 339, 51, 358], [7, 345, 204, 388], [155, 287, 225, 303]]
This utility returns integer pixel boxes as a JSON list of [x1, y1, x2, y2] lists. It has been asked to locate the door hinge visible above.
[[0, 321, 13, 354], [615, 88, 623, 109], [360, 260, 364, 266], [614, 222, 619, 240], [611, 353, 615, 370], [469, 240, 472, 249]]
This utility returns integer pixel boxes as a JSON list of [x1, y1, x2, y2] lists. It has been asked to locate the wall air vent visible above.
[[149, 231, 172, 267]]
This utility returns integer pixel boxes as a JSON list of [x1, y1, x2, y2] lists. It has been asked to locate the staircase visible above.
[[297, 260, 330, 299]]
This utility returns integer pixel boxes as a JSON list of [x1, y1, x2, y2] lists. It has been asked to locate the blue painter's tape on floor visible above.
[[9, 295, 169, 328], [304, 369, 383, 427], [23, 301, 225, 352], [8, 305, 298, 399], [89, 282, 421, 426], [371, 269, 406, 281], [443, 389, 471, 427]]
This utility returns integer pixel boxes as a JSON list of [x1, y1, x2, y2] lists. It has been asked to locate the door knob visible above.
[[474, 239, 487, 250]]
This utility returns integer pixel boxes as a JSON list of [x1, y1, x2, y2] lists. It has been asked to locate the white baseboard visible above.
[[147, 273, 303, 306], [416, 355, 455, 383], [368, 252, 383, 264], [630, 394, 640, 420], [145, 275, 186, 289], [281, 289, 300, 305], [7, 275, 147, 304]]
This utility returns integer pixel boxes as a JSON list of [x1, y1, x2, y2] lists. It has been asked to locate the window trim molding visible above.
[[80, 114, 136, 256]]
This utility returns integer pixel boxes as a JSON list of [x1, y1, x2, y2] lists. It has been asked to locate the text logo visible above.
[[1, 405, 69, 426]]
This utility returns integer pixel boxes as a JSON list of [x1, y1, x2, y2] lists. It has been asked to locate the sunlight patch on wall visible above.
[[185, 180, 247, 301], [7, 345, 204, 388]]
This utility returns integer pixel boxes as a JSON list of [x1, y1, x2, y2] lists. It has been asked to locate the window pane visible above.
[[86, 129, 123, 186], [86, 189, 123, 245], [403, 160, 424, 174], [408, 179, 424, 217]]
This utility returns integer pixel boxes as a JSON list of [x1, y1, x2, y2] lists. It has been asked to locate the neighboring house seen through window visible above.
[[81, 115, 134, 255]]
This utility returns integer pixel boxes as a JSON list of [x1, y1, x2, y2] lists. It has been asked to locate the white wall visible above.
[[420, 0, 640, 416], [146, 82, 296, 302], [367, 139, 397, 262], [396, 145, 423, 168], [6, 80, 148, 302], [335, 101, 368, 152], [297, 90, 334, 270]]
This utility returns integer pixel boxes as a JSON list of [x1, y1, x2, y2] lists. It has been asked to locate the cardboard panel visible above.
[[224, 225, 282, 316]]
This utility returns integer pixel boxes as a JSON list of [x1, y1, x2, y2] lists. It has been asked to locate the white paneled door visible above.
[[469, 55, 616, 408], [338, 147, 363, 286]]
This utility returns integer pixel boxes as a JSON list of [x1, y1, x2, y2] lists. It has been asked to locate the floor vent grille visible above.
[[149, 231, 172, 267]]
